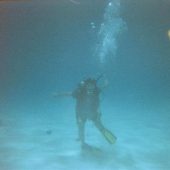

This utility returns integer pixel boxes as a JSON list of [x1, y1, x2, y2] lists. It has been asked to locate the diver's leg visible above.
[[93, 113, 117, 144], [77, 115, 86, 145], [93, 113, 105, 132]]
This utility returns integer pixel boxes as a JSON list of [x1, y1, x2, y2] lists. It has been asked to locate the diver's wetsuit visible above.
[[72, 79, 105, 145]]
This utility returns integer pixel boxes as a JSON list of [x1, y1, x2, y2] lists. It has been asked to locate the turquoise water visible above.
[[0, 0, 170, 169]]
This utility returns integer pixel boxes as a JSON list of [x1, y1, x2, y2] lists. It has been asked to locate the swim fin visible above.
[[102, 128, 117, 144]]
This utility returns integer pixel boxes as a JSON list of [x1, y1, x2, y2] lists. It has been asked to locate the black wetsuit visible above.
[[72, 84, 100, 121], [72, 82, 105, 144]]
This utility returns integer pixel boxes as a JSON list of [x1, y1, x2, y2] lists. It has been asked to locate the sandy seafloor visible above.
[[0, 0, 170, 169], [1, 100, 170, 170]]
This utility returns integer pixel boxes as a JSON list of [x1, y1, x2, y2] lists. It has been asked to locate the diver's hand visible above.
[[101, 79, 109, 90], [104, 79, 109, 87]]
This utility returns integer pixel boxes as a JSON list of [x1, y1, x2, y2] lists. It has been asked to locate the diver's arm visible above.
[[53, 92, 73, 97], [100, 79, 109, 90]]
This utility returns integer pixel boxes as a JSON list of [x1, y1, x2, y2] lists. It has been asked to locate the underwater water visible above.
[[0, 0, 170, 169]]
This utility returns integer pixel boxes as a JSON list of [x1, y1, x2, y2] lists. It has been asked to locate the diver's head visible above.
[[84, 78, 97, 95]]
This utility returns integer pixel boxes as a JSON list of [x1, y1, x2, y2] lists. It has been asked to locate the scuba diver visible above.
[[54, 76, 116, 149]]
